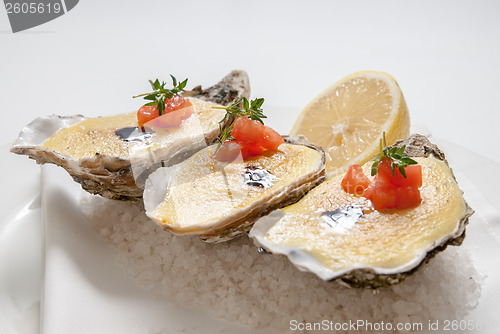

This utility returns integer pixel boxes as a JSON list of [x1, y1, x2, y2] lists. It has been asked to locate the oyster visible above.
[[11, 70, 250, 201], [143, 136, 326, 243], [250, 134, 474, 288]]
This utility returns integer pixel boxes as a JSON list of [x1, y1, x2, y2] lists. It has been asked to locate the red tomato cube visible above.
[[165, 95, 191, 112], [152, 106, 193, 128], [260, 125, 284, 150], [240, 143, 265, 159], [137, 105, 160, 126], [376, 157, 422, 188], [137, 95, 193, 126], [401, 165, 422, 188], [341, 165, 371, 195], [231, 117, 265, 143], [364, 180, 398, 210], [396, 186, 422, 209]]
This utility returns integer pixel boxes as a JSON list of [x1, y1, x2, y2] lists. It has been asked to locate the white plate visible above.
[[0, 144, 42, 334], [1, 135, 500, 333]]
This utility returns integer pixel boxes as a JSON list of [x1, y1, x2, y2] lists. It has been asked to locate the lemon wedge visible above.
[[290, 71, 410, 175]]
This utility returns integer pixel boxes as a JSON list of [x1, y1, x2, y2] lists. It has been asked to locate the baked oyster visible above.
[[250, 134, 473, 288], [10, 70, 250, 201], [143, 136, 326, 243]]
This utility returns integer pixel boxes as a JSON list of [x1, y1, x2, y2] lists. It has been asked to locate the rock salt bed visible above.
[[80, 194, 484, 334]]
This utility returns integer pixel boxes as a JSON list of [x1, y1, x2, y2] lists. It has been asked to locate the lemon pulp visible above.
[[291, 71, 410, 175]]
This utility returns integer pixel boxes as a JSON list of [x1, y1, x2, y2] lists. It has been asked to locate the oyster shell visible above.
[[250, 134, 474, 288], [143, 136, 326, 243], [11, 70, 250, 201]]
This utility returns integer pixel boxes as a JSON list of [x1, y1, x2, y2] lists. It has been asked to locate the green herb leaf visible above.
[[144, 94, 157, 101], [371, 156, 381, 176], [399, 165, 407, 178], [179, 78, 188, 90], [133, 75, 188, 116], [170, 75, 177, 87], [371, 133, 418, 178], [212, 97, 269, 153]]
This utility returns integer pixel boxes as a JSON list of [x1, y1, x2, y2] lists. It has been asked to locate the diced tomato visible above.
[[363, 180, 398, 210], [239, 143, 265, 158], [165, 95, 191, 112], [363, 176, 422, 211], [341, 156, 423, 211], [215, 141, 266, 162], [401, 165, 422, 187], [260, 125, 284, 150], [396, 186, 422, 209], [341, 164, 371, 195], [375, 157, 422, 188], [137, 105, 159, 126], [231, 117, 265, 143], [215, 141, 242, 162], [151, 106, 193, 128], [220, 116, 284, 160], [137, 95, 193, 126]]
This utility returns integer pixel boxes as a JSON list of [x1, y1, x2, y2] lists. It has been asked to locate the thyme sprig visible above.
[[133, 75, 188, 115], [212, 97, 267, 152], [371, 132, 418, 178]]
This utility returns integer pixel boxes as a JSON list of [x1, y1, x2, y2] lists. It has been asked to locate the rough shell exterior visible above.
[[10, 70, 250, 201]]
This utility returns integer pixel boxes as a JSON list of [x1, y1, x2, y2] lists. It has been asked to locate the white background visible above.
[[1, 0, 499, 163]]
